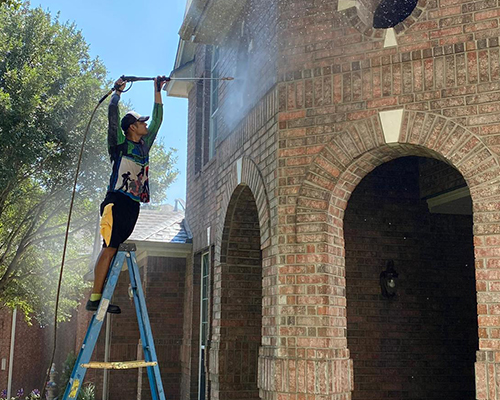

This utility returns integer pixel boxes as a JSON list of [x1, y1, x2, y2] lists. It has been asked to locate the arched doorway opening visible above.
[[344, 156, 477, 400], [211, 184, 262, 400]]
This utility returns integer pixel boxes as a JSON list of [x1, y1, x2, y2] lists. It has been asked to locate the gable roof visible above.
[[129, 206, 192, 244]]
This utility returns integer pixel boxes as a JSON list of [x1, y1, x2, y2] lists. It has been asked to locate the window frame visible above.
[[208, 46, 220, 160], [198, 251, 210, 400]]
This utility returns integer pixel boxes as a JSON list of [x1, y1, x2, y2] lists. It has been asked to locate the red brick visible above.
[[279, 110, 307, 122], [477, 7, 500, 20], [180, 0, 500, 398]]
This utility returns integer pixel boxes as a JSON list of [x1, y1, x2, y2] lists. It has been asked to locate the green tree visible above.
[[0, 4, 178, 322], [149, 140, 178, 205], [0, 0, 20, 9]]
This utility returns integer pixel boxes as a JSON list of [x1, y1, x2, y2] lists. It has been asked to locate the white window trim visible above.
[[209, 47, 220, 160], [198, 252, 210, 400]]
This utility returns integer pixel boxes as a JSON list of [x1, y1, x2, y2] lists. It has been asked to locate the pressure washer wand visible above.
[[171, 77, 235, 81], [120, 75, 234, 82], [119, 75, 234, 92], [120, 75, 170, 91], [120, 75, 159, 82], [103, 75, 235, 102]]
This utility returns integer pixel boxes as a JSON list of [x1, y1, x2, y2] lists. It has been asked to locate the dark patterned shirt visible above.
[[107, 94, 163, 203]]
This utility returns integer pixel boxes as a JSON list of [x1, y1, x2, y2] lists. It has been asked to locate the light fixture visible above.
[[380, 260, 398, 298]]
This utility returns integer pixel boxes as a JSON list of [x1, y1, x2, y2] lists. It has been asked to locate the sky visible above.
[[31, 0, 189, 204]]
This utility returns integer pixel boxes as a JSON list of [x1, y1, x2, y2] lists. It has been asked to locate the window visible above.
[[373, 0, 418, 28], [209, 46, 219, 160], [198, 252, 209, 400], [194, 46, 220, 174], [339, 0, 421, 35]]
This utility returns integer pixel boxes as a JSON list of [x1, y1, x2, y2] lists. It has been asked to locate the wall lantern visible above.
[[380, 260, 398, 298]]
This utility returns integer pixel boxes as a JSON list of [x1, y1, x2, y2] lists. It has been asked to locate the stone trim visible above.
[[338, 0, 427, 38]]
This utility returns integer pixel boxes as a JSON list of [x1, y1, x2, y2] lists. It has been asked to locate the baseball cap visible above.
[[121, 111, 150, 133]]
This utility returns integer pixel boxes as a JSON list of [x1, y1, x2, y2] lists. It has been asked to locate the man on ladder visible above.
[[63, 77, 170, 400], [86, 76, 168, 314]]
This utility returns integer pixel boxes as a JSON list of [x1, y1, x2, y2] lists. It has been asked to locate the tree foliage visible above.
[[0, 0, 20, 9], [148, 140, 178, 205], [0, 4, 178, 322]]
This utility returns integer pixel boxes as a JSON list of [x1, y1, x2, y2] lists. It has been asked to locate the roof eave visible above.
[[166, 57, 196, 98], [179, 0, 247, 44], [131, 241, 193, 263]]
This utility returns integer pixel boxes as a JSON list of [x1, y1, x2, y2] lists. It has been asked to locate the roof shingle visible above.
[[129, 207, 191, 244]]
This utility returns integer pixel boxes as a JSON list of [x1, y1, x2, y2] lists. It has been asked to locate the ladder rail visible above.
[[127, 253, 166, 400], [62, 248, 166, 400], [62, 251, 126, 400]]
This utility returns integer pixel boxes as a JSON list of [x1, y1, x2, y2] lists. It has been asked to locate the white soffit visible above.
[[134, 243, 193, 264], [180, 0, 247, 44], [379, 109, 404, 143], [166, 39, 196, 98], [384, 28, 398, 48]]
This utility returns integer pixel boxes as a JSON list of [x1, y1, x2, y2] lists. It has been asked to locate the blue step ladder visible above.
[[62, 243, 166, 400]]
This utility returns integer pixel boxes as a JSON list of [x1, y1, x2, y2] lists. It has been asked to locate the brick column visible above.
[[474, 199, 500, 400], [257, 244, 354, 399], [258, 348, 353, 400], [476, 351, 500, 400]]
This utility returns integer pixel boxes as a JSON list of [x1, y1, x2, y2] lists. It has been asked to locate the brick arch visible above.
[[216, 156, 271, 251], [296, 111, 499, 235], [209, 157, 272, 400], [293, 110, 500, 398], [339, 0, 427, 38], [210, 184, 262, 400]]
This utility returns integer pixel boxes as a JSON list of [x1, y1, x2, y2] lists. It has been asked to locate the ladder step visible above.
[[81, 360, 157, 370]]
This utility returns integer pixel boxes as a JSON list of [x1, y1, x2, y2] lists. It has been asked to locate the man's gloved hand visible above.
[[154, 75, 170, 92], [114, 78, 126, 93]]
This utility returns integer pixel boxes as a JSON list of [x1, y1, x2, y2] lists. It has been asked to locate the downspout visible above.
[[7, 307, 17, 399]]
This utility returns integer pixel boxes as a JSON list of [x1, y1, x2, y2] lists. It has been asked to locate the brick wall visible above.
[[86, 255, 186, 400], [183, 5, 279, 397], [185, 0, 278, 254], [344, 156, 477, 400], [0, 308, 83, 397], [0, 310, 48, 395], [74, 289, 93, 358], [180, 255, 201, 400], [142, 256, 186, 400], [273, 0, 500, 396], [181, 0, 500, 398], [0, 310, 10, 392], [418, 157, 467, 197]]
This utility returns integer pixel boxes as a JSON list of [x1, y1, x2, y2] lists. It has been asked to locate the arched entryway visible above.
[[288, 111, 500, 399], [344, 156, 477, 399], [210, 184, 263, 400]]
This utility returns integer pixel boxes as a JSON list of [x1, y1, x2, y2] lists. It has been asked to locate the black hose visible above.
[[40, 87, 114, 400]]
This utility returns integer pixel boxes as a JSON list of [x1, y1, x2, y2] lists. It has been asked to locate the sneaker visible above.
[[85, 299, 121, 314]]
